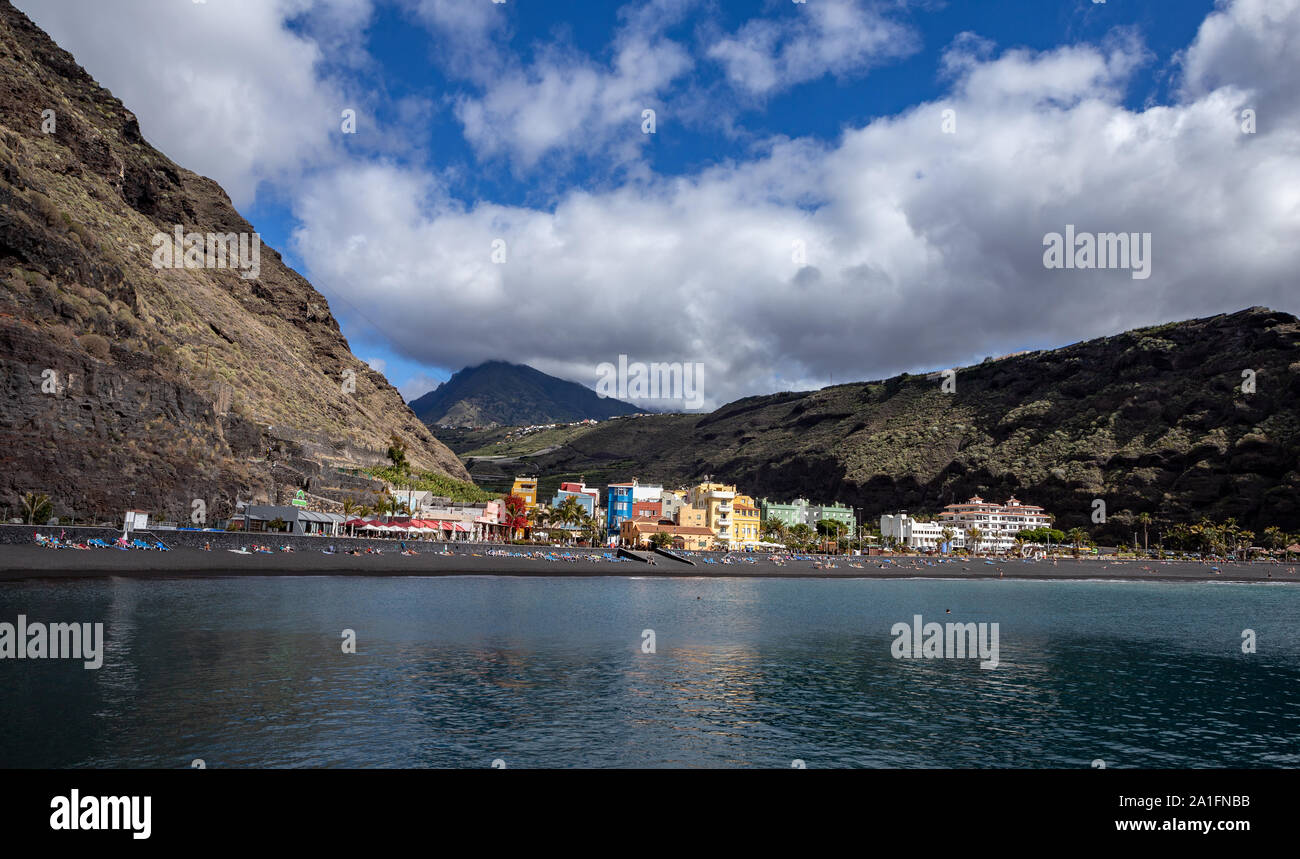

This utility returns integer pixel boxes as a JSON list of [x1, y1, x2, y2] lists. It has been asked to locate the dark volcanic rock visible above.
[[0, 1, 469, 521], [527, 307, 1300, 537]]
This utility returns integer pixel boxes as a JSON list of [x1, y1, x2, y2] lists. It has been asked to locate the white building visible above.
[[879, 514, 965, 551], [938, 496, 1051, 553]]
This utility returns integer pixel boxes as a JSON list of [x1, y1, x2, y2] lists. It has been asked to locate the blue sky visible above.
[[19, 0, 1299, 409]]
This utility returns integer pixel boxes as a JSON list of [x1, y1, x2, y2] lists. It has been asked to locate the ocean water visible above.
[[1, 575, 1297, 768]]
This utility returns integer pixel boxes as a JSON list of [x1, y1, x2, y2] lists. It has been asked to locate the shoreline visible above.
[[1, 544, 1296, 583]]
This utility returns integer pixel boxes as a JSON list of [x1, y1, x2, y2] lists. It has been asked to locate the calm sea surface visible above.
[[1, 575, 1296, 768]]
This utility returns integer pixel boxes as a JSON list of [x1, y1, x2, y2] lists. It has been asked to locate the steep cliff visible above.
[[0, 1, 470, 521]]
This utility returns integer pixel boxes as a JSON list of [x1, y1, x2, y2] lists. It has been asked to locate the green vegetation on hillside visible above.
[[359, 465, 500, 504]]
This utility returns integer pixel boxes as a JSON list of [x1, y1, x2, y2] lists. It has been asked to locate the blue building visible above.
[[551, 483, 597, 517], [606, 482, 635, 537]]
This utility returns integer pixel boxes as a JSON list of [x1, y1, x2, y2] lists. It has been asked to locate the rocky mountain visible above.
[[410, 360, 640, 427], [519, 308, 1300, 536], [0, 1, 470, 522]]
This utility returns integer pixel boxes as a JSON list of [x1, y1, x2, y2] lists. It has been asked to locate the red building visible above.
[[632, 500, 662, 520]]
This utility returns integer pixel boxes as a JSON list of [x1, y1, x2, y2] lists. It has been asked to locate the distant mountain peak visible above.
[[410, 361, 639, 427]]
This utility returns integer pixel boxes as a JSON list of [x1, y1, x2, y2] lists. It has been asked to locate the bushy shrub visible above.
[[80, 332, 110, 359]]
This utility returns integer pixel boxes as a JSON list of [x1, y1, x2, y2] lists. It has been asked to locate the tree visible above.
[[815, 519, 847, 553], [21, 492, 53, 525], [502, 494, 529, 540], [386, 434, 408, 472], [967, 526, 983, 554], [342, 498, 359, 518], [528, 507, 552, 542], [648, 532, 673, 549], [555, 496, 584, 543], [788, 523, 814, 550], [580, 514, 603, 546], [762, 519, 788, 542], [1262, 525, 1286, 555], [940, 527, 955, 552], [1137, 512, 1152, 553], [1065, 527, 1087, 556]]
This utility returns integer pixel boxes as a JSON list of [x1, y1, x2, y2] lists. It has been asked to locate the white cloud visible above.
[[707, 0, 919, 97], [16, 0, 370, 207], [365, 356, 387, 374], [292, 0, 1300, 410], [449, 7, 693, 171]]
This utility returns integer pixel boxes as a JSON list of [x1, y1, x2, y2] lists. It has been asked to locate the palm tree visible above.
[[580, 514, 603, 547], [342, 498, 359, 518], [940, 527, 955, 553], [21, 492, 53, 525], [762, 519, 788, 542], [529, 507, 552, 542], [555, 496, 584, 543], [967, 526, 983, 554], [1137, 512, 1151, 554], [1262, 525, 1285, 558], [1065, 527, 1087, 555]]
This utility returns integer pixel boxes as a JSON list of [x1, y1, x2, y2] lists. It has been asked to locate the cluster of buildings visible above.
[[233, 478, 1052, 556], [880, 496, 1052, 553], [506, 476, 858, 551]]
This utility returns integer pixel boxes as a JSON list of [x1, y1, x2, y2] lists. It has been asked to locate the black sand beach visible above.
[[1, 543, 1296, 583]]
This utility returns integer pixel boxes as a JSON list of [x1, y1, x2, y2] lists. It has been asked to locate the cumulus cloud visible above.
[[16, 0, 369, 208], [293, 0, 1300, 409], [448, 3, 693, 172], [19, 0, 1300, 412], [707, 0, 919, 97]]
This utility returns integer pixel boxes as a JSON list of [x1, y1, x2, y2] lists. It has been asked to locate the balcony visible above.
[[708, 491, 735, 500]]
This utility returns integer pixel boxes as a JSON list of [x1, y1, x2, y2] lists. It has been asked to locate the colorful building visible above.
[[551, 481, 599, 517], [632, 500, 662, 520], [605, 479, 662, 540], [511, 476, 539, 511], [760, 497, 857, 537], [731, 494, 762, 550], [619, 520, 716, 551], [688, 481, 737, 548]]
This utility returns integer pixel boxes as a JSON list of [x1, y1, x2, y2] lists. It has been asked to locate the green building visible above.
[[760, 498, 856, 536]]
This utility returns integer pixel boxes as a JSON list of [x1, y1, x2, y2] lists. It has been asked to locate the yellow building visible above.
[[675, 504, 706, 529], [688, 481, 737, 548], [732, 494, 762, 551], [620, 520, 715, 551], [511, 476, 539, 510]]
